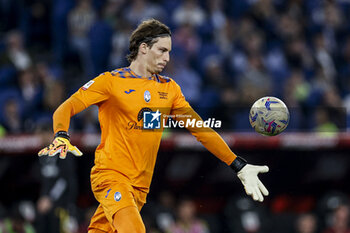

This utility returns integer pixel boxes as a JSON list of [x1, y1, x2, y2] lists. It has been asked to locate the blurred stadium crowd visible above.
[[1, 0, 350, 232], [0, 0, 350, 134]]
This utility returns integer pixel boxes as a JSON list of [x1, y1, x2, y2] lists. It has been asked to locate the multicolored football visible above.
[[249, 97, 290, 136]]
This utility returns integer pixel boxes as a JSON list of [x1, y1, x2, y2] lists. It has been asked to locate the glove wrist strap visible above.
[[230, 156, 247, 173], [54, 131, 70, 140]]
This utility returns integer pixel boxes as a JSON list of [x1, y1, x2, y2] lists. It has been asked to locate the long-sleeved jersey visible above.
[[53, 67, 236, 192]]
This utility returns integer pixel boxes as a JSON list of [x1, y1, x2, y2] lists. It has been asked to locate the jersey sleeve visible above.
[[71, 72, 113, 107], [53, 96, 86, 133], [170, 81, 237, 165], [170, 81, 191, 110], [53, 72, 113, 134]]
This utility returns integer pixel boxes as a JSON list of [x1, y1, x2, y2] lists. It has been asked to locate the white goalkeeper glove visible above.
[[231, 156, 269, 202]]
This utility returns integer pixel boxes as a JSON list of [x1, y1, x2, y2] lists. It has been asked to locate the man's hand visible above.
[[231, 156, 269, 202], [237, 164, 269, 202], [38, 131, 82, 159]]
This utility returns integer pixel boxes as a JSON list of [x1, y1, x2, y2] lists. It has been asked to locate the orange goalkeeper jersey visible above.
[[68, 67, 236, 192]]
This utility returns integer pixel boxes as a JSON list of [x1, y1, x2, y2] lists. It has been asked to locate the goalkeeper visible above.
[[38, 19, 269, 233]]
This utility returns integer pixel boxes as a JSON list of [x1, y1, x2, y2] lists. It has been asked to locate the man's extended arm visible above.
[[38, 96, 86, 158], [172, 107, 269, 202], [38, 72, 112, 159], [170, 81, 269, 202], [53, 96, 87, 133]]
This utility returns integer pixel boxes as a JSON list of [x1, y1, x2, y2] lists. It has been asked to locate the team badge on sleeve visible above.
[[82, 80, 95, 90], [114, 192, 122, 202]]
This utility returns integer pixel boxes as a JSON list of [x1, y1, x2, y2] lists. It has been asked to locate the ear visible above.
[[139, 42, 148, 55]]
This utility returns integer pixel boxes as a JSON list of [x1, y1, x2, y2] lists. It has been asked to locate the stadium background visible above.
[[0, 0, 350, 232]]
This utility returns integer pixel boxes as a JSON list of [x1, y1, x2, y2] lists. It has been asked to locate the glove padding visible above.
[[237, 164, 269, 202], [38, 137, 82, 159]]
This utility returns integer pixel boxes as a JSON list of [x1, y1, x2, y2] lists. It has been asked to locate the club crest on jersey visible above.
[[144, 90, 151, 103], [114, 192, 122, 202]]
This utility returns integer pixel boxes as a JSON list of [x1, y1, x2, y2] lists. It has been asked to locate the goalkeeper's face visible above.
[[145, 36, 171, 74]]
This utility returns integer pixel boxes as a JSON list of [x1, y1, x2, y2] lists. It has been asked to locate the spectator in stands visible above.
[[230, 28, 267, 77], [19, 0, 51, 51], [283, 69, 311, 130], [154, 191, 176, 232], [42, 80, 65, 113], [88, 6, 113, 77], [68, 0, 96, 77], [164, 55, 202, 107], [224, 196, 269, 233], [1, 30, 32, 72], [314, 108, 339, 135], [1, 97, 23, 134], [237, 53, 272, 105], [167, 197, 209, 233], [309, 1, 345, 55], [277, 12, 303, 41], [123, 0, 165, 27], [321, 86, 343, 109], [294, 213, 319, 233], [313, 33, 336, 83], [205, 0, 226, 31], [51, 0, 75, 65], [234, 15, 256, 45], [17, 69, 42, 120], [284, 69, 311, 108], [109, 20, 132, 69], [172, 0, 206, 28], [35, 123, 79, 233], [172, 22, 201, 59], [139, 190, 176, 232], [196, 55, 228, 120], [284, 36, 314, 72], [251, 0, 278, 36], [322, 204, 350, 233], [214, 18, 235, 57], [102, 0, 124, 27]]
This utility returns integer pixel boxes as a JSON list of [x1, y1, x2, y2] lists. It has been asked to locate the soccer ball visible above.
[[249, 97, 290, 136]]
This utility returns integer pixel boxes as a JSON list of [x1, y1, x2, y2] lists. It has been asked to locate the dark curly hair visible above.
[[126, 19, 171, 63]]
